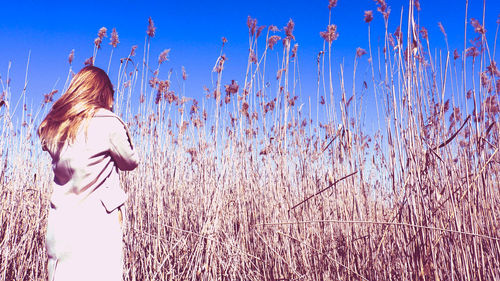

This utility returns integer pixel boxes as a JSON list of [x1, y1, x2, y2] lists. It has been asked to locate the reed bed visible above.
[[1, 1, 499, 280]]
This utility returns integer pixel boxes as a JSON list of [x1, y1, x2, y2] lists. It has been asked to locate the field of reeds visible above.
[[1, 0, 499, 280]]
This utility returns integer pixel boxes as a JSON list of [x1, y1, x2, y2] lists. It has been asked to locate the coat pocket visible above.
[[100, 185, 128, 213]]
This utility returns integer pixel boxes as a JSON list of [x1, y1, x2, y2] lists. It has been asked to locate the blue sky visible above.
[[1, 0, 499, 126]]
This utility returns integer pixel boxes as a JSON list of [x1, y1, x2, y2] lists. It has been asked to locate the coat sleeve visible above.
[[108, 117, 139, 171]]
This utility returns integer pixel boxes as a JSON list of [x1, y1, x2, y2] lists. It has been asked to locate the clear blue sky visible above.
[[0, 0, 498, 123]]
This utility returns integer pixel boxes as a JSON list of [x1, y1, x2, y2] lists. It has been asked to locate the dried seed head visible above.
[[186, 148, 197, 162], [438, 22, 447, 37], [192, 118, 202, 128], [130, 45, 138, 57], [453, 49, 460, 60], [375, 0, 390, 20], [213, 89, 220, 100], [122, 80, 131, 89], [249, 49, 257, 64], [291, 43, 299, 58], [465, 46, 480, 58], [470, 18, 486, 34], [247, 16, 257, 36], [260, 146, 270, 155], [241, 101, 250, 118], [328, 0, 338, 9], [179, 97, 192, 106], [393, 26, 402, 45], [84, 56, 93, 66], [356, 47, 367, 57], [268, 35, 281, 50], [320, 24, 339, 43], [43, 90, 58, 104], [414, 0, 421, 11], [190, 99, 199, 115], [94, 27, 107, 49], [149, 77, 159, 88], [158, 49, 170, 64], [375, 0, 387, 12], [110, 28, 119, 48], [264, 100, 275, 114], [480, 71, 490, 89], [147, 17, 156, 38], [320, 96, 326, 105], [276, 68, 285, 80], [155, 91, 162, 104], [484, 95, 499, 117], [443, 99, 450, 112], [467, 89, 473, 99], [94, 37, 102, 49], [364, 10, 373, 23], [420, 27, 428, 40], [97, 27, 107, 39], [68, 49, 74, 65], [179, 121, 188, 134], [213, 54, 226, 73], [203, 86, 210, 98], [449, 106, 461, 123], [256, 25, 266, 38], [486, 61, 500, 77], [317, 51, 324, 63], [383, 8, 391, 20], [182, 66, 188, 80], [224, 80, 239, 95], [252, 111, 258, 121], [165, 91, 178, 104], [269, 25, 279, 32], [158, 80, 171, 94], [284, 19, 295, 40]]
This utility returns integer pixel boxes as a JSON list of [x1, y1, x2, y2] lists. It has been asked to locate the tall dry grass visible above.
[[1, 1, 499, 280]]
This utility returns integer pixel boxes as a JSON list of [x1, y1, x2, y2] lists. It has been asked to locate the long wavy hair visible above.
[[38, 66, 114, 154]]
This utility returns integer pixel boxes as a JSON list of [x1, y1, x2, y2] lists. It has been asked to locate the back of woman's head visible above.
[[38, 66, 114, 153]]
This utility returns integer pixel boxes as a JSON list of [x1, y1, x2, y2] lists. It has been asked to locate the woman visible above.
[[38, 66, 139, 281]]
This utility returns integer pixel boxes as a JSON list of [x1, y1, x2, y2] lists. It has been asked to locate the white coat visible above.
[[45, 108, 139, 281]]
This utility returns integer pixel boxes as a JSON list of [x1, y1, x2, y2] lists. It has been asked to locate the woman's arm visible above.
[[108, 117, 139, 171]]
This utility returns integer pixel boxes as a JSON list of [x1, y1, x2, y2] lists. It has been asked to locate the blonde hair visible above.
[[38, 66, 114, 153]]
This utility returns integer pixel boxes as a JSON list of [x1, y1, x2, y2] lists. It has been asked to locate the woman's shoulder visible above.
[[93, 108, 125, 124], [89, 108, 127, 132], [94, 108, 119, 118]]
